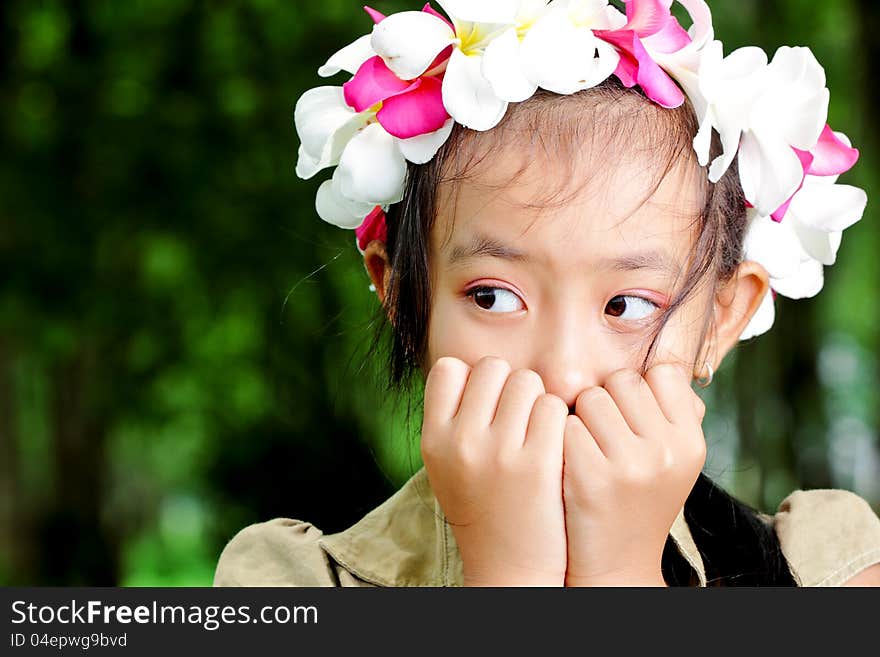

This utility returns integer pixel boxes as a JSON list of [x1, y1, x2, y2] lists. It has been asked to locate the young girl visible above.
[[214, 0, 880, 587]]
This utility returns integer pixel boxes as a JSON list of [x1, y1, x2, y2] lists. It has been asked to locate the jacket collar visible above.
[[319, 467, 707, 587]]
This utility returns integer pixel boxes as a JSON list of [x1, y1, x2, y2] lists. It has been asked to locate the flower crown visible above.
[[294, 0, 867, 341]]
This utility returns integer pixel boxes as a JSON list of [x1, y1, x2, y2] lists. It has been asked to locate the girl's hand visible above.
[[421, 356, 568, 587], [562, 365, 707, 587]]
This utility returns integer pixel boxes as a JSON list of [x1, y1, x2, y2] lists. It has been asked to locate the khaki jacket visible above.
[[213, 467, 880, 587]]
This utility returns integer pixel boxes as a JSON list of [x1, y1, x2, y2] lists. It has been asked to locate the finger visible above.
[[455, 357, 512, 429], [644, 363, 702, 427], [563, 414, 606, 469], [574, 386, 634, 458], [523, 394, 568, 459], [602, 369, 669, 438], [423, 357, 471, 428], [492, 369, 546, 450]]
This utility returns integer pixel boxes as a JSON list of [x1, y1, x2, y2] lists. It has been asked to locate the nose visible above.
[[531, 316, 598, 411]]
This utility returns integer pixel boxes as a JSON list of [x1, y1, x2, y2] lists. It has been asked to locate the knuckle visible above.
[[453, 440, 481, 470], [689, 435, 708, 465], [420, 433, 445, 463], [490, 446, 520, 473]]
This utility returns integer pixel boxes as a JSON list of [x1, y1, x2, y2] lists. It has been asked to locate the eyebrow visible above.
[[447, 233, 681, 275]]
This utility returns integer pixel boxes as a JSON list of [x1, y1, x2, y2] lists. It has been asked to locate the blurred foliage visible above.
[[0, 0, 878, 586]]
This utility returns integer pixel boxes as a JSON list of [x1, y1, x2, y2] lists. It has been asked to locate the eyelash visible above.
[[464, 286, 663, 321]]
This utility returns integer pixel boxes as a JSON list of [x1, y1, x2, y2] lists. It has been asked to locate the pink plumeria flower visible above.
[[641, 0, 714, 93], [772, 125, 861, 222], [295, 6, 456, 228], [739, 128, 866, 340], [594, 0, 695, 108], [355, 206, 388, 254], [371, 0, 537, 130]]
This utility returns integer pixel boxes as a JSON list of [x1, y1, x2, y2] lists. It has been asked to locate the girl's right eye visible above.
[[465, 286, 525, 313]]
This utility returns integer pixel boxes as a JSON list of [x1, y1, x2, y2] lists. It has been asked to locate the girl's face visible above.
[[424, 146, 712, 409]]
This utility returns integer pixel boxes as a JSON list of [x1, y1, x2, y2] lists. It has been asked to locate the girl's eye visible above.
[[605, 295, 659, 321], [466, 287, 525, 313]]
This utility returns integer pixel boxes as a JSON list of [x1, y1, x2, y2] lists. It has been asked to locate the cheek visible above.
[[649, 298, 710, 367], [425, 295, 515, 370]]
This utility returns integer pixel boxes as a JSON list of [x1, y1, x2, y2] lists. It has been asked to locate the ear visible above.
[[702, 260, 771, 374], [363, 240, 392, 308]]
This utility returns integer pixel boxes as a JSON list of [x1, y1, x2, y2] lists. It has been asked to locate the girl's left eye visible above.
[[466, 286, 525, 313], [605, 295, 660, 321]]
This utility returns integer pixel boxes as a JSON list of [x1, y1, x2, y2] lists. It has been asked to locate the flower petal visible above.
[[337, 123, 407, 205], [792, 223, 842, 266], [319, 34, 376, 78], [758, 46, 829, 150], [422, 2, 456, 30], [377, 76, 450, 139], [738, 132, 805, 217], [789, 183, 867, 233], [693, 110, 714, 168], [770, 258, 825, 300], [294, 87, 368, 178], [707, 115, 742, 183], [356, 206, 388, 252], [398, 118, 455, 164], [316, 177, 377, 229], [442, 48, 509, 130], [483, 27, 538, 102], [742, 211, 805, 280], [371, 11, 456, 80], [739, 287, 776, 341], [521, 9, 619, 95], [344, 56, 415, 112], [623, 0, 674, 38], [597, 29, 684, 107], [296, 144, 322, 179], [648, 0, 714, 76], [643, 14, 691, 53], [364, 6, 387, 24], [807, 125, 860, 177]]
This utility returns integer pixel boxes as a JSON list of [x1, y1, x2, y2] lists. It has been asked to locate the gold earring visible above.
[[697, 362, 714, 388]]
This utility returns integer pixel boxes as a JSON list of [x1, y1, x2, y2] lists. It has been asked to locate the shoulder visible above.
[[767, 488, 880, 587], [213, 518, 349, 587]]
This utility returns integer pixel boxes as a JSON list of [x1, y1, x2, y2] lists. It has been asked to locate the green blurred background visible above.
[[1, 0, 878, 586]]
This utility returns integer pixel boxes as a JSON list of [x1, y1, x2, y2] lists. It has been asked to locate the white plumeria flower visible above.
[[317, 33, 376, 78], [482, 0, 553, 102], [692, 41, 767, 182], [371, 1, 516, 130], [695, 44, 830, 217], [743, 210, 826, 300], [517, 0, 623, 95], [295, 85, 454, 227], [740, 173, 866, 340], [784, 176, 866, 267], [294, 87, 373, 181], [739, 283, 776, 342]]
